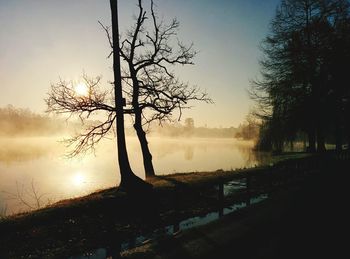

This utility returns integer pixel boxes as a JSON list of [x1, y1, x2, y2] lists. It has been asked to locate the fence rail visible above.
[[215, 150, 350, 215]]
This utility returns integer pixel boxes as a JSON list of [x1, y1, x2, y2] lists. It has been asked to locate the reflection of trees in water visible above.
[[149, 139, 187, 159], [150, 138, 256, 163], [0, 195, 7, 218], [0, 138, 62, 164], [236, 144, 271, 167], [150, 139, 230, 159], [0, 146, 48, 164], [184, 146, 194, 160], [250, 152, 272, 166], [282, 141, 307, 152], [236, 144, 255, 167]]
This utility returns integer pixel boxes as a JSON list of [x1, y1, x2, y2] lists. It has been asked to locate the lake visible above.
[[0, 136, 268, 215]]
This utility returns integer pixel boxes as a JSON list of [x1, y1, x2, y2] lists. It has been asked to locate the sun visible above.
[[72, 172, 86, 186], [74, 82, 89, 97]]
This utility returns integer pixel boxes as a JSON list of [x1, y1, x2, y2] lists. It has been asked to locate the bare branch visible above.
[[116, 0, 210, 131], [64, 112, 117, 157], [3, 180, 51, 212], [98, 20, 114, 50], [46, 75, 125, 157]]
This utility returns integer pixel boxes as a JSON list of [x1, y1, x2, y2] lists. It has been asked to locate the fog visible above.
[[0, 105, 84, 137], [0, 106, 269, 215], [0, 105, 243, 139], [0, 135, 267, 215]]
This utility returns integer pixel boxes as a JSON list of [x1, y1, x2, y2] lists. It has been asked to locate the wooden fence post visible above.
[[246, 174, 251, 206], [218, 181, 224, 217]]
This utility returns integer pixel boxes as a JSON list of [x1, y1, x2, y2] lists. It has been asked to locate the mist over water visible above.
[[0, 136, 267, 215]]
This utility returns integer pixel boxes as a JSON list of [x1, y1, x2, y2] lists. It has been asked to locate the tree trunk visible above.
[[110, 0, 148, 190], [347, 107, 350, 150], [335, 116, 342, 153], [129, 68, 156, 178], [307, 129, 316, 153], [334, 98, 343, 152], [134, 117, 156, 178], [316, 128, 326, 152]]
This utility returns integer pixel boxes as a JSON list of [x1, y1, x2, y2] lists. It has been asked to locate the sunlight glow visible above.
[[74, 82, 89, 97], [72, 172, 86, 186]]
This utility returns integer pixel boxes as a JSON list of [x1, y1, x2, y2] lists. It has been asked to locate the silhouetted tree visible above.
[[47, 0, 151, 192], [235, 114, 259, 141], [101, 0, 211, 177], [251, 0, 350, 153], [326, 3, 350, 151], [47, 0, 210, 182], [109, 0, 149, 190], [184, 118, 195, 129]]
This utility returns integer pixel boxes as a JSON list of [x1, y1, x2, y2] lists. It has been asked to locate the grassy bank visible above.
[[0, 152, 333, 258]]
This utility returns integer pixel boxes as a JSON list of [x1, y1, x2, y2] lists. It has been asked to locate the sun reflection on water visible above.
[[72, 171, 86, 186]]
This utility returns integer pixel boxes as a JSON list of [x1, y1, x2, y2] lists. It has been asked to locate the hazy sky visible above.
[[0, 0, 280, 128]]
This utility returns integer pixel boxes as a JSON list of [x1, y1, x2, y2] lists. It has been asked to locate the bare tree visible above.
[[102, 0, 211, 177], [0, 204, 7, 219], [47, 0, 151, 191], [3, 180, 53, 212], [109, 0, 149, 190], [47, 0, 210, 182], [47, 75, 117, 156]]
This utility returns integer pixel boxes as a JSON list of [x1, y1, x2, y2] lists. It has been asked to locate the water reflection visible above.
[[69, 191, 269, 259], [72, 171, 87, 186], [0, 137, 61, 164], [236, 144, 271, 168], [69, 247, 120, 259], [0, 137, 270, 214], [184, 146, 194, 160]]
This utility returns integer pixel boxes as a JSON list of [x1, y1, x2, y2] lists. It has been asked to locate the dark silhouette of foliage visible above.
[[251, 0, 350, 153], [235, 114, 260, 141]]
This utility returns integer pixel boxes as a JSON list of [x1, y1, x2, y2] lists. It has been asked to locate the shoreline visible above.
[[0, 152, 342, 258]]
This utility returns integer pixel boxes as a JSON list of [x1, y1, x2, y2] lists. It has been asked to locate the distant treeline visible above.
[[0, 105, 79, 136], [234, 115, 259, 141], [147, 118, 238, 138], [0, 106, 248, 139]]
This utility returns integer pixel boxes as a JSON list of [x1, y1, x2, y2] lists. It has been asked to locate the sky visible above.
[[0, 0, 280, 128]]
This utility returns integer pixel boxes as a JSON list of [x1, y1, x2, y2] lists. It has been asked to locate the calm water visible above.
[[0, 136, 267, 215]]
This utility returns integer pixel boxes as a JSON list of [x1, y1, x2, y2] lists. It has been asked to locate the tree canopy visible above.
[[252, 0, 350, 152]]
